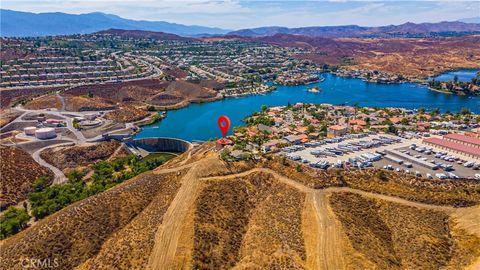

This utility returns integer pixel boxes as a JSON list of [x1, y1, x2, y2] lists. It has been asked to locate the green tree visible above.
[[0, 207, 30, 239], [307, 125, 315, 133], [261, 104, 268, 113], [68, 170, 84, 183], [386, 123, 397, 134], [377, 171, 387, 181], [460, 107, 471, 115], [32, 176, 49, 192], [400, 118, 409, 125]]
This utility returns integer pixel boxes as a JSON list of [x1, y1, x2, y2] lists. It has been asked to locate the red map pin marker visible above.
[[217, 115, 230, 137]]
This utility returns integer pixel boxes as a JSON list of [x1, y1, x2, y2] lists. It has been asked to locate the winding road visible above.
[[31, 142, 74, 184]]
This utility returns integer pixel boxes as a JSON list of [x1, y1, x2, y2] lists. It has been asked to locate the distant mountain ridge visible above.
[[2, 9, 479, 38], [228, 21, 480, 38], [0, 9, 230, 37]]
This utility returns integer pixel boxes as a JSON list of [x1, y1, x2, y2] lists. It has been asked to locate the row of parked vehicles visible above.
[[309, 136, 401, 158], [381, 164, 461, 179], [408, 144, 480, 171], [287, 151, 383, 170], [283, 133, 372, 153], [284, 134, 402, 170]]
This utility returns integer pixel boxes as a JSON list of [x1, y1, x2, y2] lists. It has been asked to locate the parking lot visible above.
[[378, 144, 480, 179], [282, 133, 420, 168], [281, 133, 480, 180]]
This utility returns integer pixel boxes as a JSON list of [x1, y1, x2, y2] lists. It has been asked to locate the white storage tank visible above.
[[24, 126, 37, 136], [35, 127, 56, 139]]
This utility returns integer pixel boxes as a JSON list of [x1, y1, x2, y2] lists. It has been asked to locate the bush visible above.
[[377, 171, 387, 181], [32, 176, 49, 192], [296, 164, 303, 172], [0, 207, 30, 239]]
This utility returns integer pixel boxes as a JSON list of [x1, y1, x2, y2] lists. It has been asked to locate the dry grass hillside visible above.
[[39, 141, 125, 173], [23, 95, 62, 110], [1, 143, 479, 269], [267, 35, 480, 79], [0, 170, 187, 270], [62, 79, 220, 108], [329, 192, 480, 270], [149, 80, 219, 107], [0, 145, 53, 208], [63, 95, 117, 111], [0, 109, 22, 128], [193, 172, 306, 269], [104, 106, 150, 123], [0, 86, 64, 109]]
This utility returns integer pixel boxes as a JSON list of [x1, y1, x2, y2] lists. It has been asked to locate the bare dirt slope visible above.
[[0, 145, 53, 208], [1, 143, 480, 269], [39, 141, 124, 174]]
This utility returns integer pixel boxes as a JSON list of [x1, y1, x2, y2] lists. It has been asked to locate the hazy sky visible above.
[[2, 1, 479, 29]]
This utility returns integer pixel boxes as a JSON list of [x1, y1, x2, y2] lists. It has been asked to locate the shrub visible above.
[[377, 171, 387, 181], [296, 164, 303, 172], [0, 207, 30, 239], [32, 176, 49, 191]]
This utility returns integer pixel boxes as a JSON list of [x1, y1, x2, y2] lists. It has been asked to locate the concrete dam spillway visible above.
[[127, 137, 192, 156]]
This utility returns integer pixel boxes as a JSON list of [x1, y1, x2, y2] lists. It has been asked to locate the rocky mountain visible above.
[[228, 21, 480, 37], [0, 9, 230, 37]]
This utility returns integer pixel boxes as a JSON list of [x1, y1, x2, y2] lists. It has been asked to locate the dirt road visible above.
[[312, 191, 346, 270], [147, 165, 201, 270], [31, 142, 74, 184], [147, 164, 480, 270]]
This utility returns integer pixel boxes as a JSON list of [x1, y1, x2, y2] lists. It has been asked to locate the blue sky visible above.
[[2, 1, 479, 29]]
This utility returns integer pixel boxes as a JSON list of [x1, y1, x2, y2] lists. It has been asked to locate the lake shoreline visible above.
[[135, 70, 480, 141]]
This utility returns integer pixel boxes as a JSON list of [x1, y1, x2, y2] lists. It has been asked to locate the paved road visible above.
[[0, 110, 29, 132], [31, 142, 74, 184], [13, 105, 93, 144]]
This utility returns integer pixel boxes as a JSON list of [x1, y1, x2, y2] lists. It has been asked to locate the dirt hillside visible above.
[[1, 143, 479, 269]]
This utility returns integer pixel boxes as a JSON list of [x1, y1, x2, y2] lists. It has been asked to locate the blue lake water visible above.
[[430, 69, 478, 82], [135, 72, 480, 141]]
